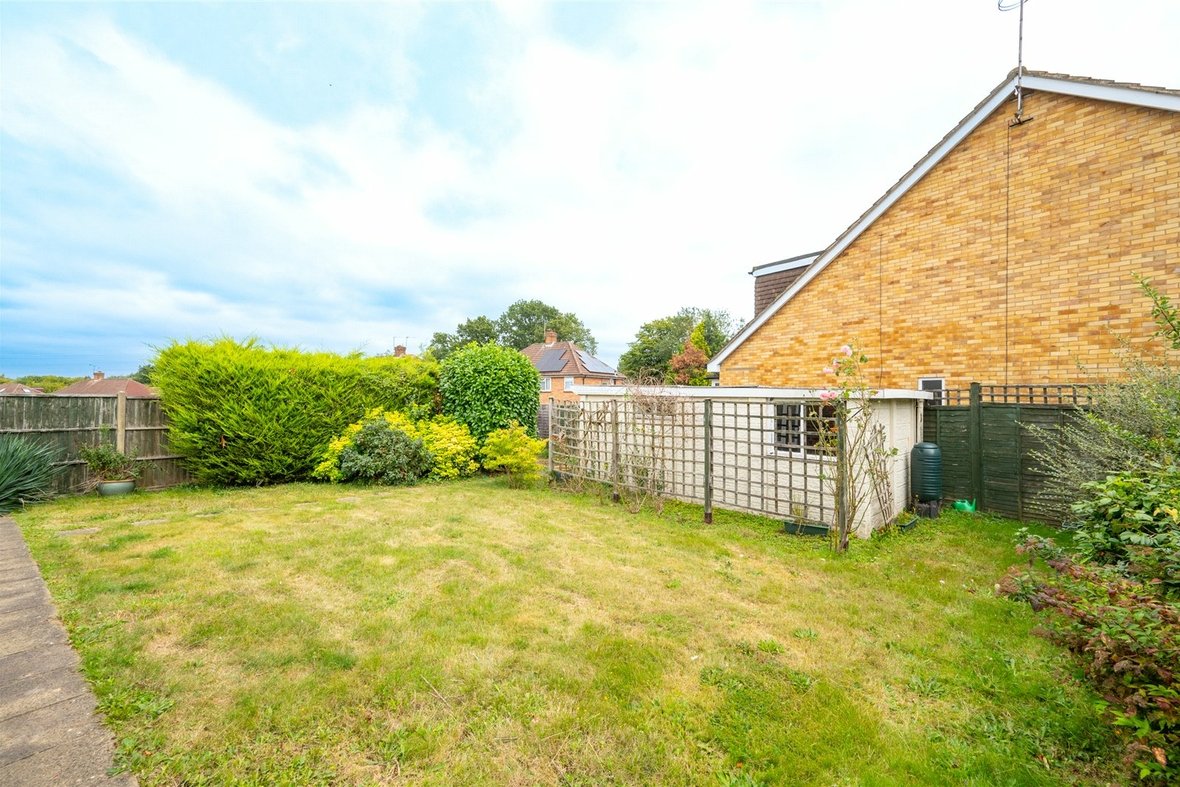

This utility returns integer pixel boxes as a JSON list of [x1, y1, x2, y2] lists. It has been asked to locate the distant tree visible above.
[[619, 308, 736, 380], [665, 323, 712, 386], [13, 375, 85, 393], [427, 316, 500, 362], [429, 301, 598, 360], [496, 300, 597, 353], [130, 364, 155, 385]]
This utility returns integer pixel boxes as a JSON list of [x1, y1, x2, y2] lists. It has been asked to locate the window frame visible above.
[[540, 377, 552, 393], [918, 377, 945, 405], [773, 401, 838, 457]]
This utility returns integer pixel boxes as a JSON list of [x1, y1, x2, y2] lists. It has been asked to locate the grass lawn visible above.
[[13, 478, 1119, 785]]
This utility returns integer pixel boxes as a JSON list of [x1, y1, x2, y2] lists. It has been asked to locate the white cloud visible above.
[[1, 1, 1178, 374]]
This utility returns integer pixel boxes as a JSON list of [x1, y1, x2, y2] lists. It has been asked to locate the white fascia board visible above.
[[707, 77, 1019, 374], [1021, 76, 1180, 112], [750, 254, 820, 277], [571, 385, 931, 400]]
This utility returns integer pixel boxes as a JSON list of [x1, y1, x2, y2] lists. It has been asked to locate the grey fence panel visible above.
[[0, 394, 192, 494]]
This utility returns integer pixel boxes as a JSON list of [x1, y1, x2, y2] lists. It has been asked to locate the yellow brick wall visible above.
[[719, 91, 1180, 390]]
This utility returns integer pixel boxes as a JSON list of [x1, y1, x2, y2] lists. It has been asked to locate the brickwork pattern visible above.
[[720, 91, 1180, 389]]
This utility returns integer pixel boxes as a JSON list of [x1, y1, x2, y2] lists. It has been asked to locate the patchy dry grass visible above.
[[14, 479, 1120, 785]]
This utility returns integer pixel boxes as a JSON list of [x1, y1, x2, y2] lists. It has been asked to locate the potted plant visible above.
[[78, 443, 140, 496]]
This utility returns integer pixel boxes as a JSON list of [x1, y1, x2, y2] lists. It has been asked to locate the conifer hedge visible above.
[[153, 338, 439, 485]]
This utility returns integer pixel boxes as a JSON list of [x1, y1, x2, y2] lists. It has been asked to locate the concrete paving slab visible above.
[[0, 644, 79, 689], [0, 585, 51, 615], [0, 693, 99, 766], [0, 619, 65, 659], [0, 728, 133, 786], [0, 516, 134, 786], [0, 666, 90, 723]]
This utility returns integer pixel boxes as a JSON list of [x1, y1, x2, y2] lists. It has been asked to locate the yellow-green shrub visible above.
[[314, 409, 478, 482], [481, 423, 547, 487]]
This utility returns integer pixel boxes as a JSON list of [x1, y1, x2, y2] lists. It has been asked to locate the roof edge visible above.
[[708, 69, 1179, 374]]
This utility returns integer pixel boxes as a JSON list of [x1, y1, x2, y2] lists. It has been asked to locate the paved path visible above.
[[0, 516, 135, 786]]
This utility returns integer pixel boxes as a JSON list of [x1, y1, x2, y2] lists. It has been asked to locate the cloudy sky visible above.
[[1, 1, 1177, 376]]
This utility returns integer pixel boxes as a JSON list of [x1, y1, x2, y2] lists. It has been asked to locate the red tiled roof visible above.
[[520, 340, 619, 378], [0, 382, 43, 395], [53, 378, 157, 396]]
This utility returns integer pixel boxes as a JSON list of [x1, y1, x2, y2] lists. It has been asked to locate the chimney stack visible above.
[[544, 329, 557, 345], [393, 345, 407, 358], [93, 371, 105, 381]]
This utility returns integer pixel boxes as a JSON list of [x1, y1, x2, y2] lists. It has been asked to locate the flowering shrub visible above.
[[481, 423, 547, 487], [314, 409, 478, 483], [999, 534, 1179, 782], [817, 343, 897, 551]]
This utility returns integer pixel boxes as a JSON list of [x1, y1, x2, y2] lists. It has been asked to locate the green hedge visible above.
[[153, 338, 439, 485]]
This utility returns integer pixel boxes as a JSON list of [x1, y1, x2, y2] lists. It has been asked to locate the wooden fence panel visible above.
[[923, 407, 971, 500], [0, 394, 192, 494], [923, 383, 1088, 524]]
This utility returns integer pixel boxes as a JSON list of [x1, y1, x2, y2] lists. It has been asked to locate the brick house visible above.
[[709, 70, 1180, 395], [521, 331, 621, 404]]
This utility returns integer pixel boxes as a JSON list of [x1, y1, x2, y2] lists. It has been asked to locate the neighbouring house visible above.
[[0, 382, 44, 395], [522, 330, 621, 437], [521, 330, 622, 404], [53, 371, 156, 397], [709, 69, 1180, 395]]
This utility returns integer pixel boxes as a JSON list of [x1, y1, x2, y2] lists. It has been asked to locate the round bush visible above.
[[439, 343, 540, 441], [338, 420, 433, 486]]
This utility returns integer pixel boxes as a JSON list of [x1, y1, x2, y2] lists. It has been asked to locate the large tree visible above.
[[428, 301, 598, 361], [496, 299, 597, 353], [427, 316, 500, 362], [618, 308, 737, 381]]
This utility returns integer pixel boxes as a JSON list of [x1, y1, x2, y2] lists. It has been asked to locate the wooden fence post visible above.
[[703, 398, 713, 524], [968, 382, 984, 509], [547, 396, 555, 478], [116, 392, 127, 454], [611, 399, 621, 503], [836, 409, 849, 546]]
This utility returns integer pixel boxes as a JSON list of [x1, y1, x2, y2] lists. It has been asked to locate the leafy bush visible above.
[[78, 443, 140, 483], [439, 343, 539, 441], [999, 535, 1179, 782], [481, 423, 547, 487], [0, 436, 60, 513], [337, 420, 433, 486], [314, 409, 478, 482], [153, 338, 439, 485], [1071, 467, 1180, 596]]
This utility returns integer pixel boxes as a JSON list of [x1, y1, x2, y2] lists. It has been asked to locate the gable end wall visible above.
[[719, 91, 1180, 389]]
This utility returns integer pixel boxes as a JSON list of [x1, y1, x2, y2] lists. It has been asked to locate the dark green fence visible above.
[[923, 384, 1090, 524]]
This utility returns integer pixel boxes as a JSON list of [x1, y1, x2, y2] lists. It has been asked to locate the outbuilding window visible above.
[[774, 402, 837, 455]]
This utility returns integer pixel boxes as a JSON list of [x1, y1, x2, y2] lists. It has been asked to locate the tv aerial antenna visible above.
[[998, 0, 1030, 124]]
